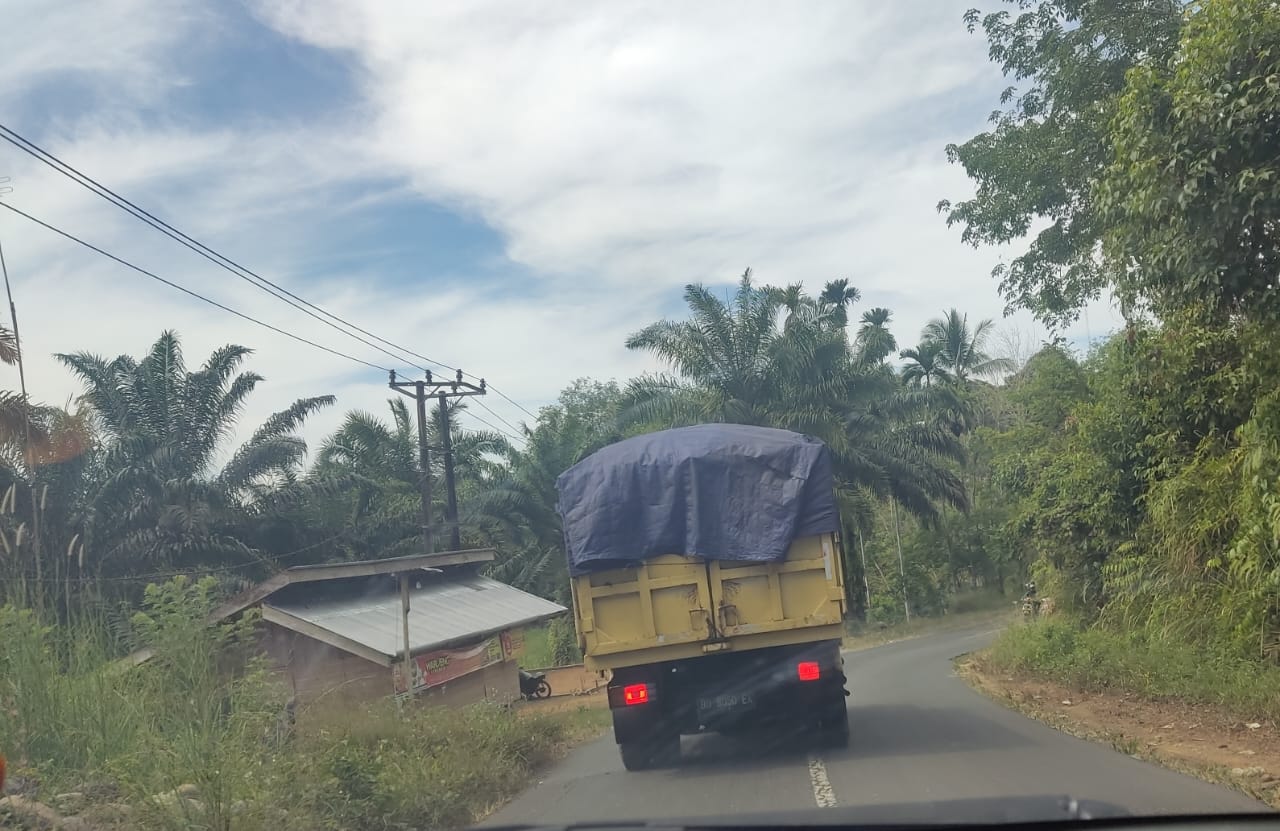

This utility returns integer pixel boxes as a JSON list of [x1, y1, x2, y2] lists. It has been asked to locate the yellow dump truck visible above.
[[557, 424, 849, 770]]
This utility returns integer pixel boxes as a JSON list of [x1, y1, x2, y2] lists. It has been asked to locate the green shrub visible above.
[[547, 615, 582, 666], [2, 579, 590, 829], [518, 625, 553, 669], [281, 702, 568, 830], [988, 618, 1280, 723], [948, 590, 1009, 615]]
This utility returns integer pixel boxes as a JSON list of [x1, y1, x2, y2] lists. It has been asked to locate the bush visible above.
[[547, 615, 582, 666], [279, 702, 568, 830], [0, 578, 287, 828], [1, 578, 591, 829], [948, 590, 1009, 615], [988, 618, 1280, 723], [0, 605, 145, 785]]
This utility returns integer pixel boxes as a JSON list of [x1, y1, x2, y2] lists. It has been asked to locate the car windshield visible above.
[[2, 1, 1279, 828]]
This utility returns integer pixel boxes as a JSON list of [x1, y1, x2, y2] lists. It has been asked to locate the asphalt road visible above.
[[488, 627, 1269, 825]]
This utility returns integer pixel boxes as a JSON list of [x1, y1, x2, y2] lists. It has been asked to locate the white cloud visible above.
[[259, 1, 1004, 293], [2, 0, 210, 112], [257, 0, 1098, 350], [1, 1, 1120, 464]]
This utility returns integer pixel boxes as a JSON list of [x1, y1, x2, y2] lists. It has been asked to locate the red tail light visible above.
[[623, 683, 650, 705], [797, 661, 821, 682]]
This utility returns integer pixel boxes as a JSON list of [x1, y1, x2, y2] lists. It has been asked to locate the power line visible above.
[[1, 201, 530, 449], [0, 123, 541, 420], [480, 383, 539, 420], [0, 531, 355, 584], [466, 409, 527, 446], [471, 396, 527, 438], [0, 201, 394, 373], [0, 126, 428, 372]]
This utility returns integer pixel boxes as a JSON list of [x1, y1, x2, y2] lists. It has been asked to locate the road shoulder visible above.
[[956, 651, 1280, 810]]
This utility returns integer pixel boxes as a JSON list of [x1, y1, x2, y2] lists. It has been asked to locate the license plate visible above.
[[696, 691, 754, 716]]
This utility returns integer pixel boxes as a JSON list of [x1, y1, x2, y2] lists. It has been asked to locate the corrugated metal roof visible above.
[[265, 575, 567, 659]]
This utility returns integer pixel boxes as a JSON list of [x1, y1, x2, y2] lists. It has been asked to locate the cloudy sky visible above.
[[1, 0, 1123, 454]]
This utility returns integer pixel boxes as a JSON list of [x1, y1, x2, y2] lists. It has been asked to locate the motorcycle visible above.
[[1021, 581, 1041, 620], [519, 669, 552, 700]]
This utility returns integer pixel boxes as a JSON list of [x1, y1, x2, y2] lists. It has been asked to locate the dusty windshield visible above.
[[2, 0, 1278, 828]]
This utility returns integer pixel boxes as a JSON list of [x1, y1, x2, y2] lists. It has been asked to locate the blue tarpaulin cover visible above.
[[556, 424, 838, 576]]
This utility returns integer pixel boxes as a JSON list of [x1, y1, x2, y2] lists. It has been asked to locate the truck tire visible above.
[[619, 731, 680, 771], [816, 702, 850, 749]]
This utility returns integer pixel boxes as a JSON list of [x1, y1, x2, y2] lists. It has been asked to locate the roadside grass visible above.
[[0, 581, 607, 831], [279, 701, 588, 830], [986, 618, 1280, 725], [519, 625, 553, 669], [844, 591, 1015, 651], [960, 655, 1280, 808]]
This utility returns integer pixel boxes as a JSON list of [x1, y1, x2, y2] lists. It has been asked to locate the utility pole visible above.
[[856, 523, 872, 624], [0, 218, 43, 613], [389, 369, 486, 554], [891, 499, 911, 623], [437, 390, 461, 551], [391, 372, 435, 555]]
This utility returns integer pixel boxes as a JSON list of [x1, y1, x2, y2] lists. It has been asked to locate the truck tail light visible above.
[[797, 661, 821, 682], [623, 683, 650, 705]]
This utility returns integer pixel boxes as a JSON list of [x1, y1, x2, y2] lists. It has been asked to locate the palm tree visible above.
[[622, 271, 786, 427], [819, 279, 861, 329], [313, 397, 511, 559], [471, 380, 624, 604], [899, 341, 951, 388], [855, 308, 898, 366], [0, 323, 50, 452], [921, 309, 1015, 382], [624, 274, 966, 523], [56, 331, 334, 577]]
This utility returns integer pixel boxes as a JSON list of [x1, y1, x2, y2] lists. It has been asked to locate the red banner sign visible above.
[[392, 633, 510, 694]]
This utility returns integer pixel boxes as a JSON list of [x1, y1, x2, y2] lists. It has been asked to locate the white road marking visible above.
[[807, 754, 837, 808]]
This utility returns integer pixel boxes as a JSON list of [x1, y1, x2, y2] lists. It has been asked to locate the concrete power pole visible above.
[[389, 369, 486, 553]]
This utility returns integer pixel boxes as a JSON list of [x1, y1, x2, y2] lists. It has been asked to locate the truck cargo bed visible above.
[[573, 533, 846, 671]]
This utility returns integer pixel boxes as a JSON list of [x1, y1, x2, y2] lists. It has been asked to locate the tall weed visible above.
[[989, 618, 1280, 723], [2, 577, 589, 830]]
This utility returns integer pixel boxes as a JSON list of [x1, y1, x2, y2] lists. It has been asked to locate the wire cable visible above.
[[0, 530, 356, 584], [471, 397, 528, 437], [0, 123, 541, 418], [0, 126, 432, 372], [465, 410, 527, 446], [478, 383, 538, 420], [0, 201, 393, 373]]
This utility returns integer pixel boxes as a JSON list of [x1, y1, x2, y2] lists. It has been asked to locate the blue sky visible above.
[[0, 0, 1126, 452]]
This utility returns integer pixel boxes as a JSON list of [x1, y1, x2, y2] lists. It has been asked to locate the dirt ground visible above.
[[959, 654, 1280, 808], [515, 687, 608, 716]]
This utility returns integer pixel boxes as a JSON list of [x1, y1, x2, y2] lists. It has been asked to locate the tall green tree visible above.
[[313, 397, 510, 559], [484, 380, 623, 604], [56, 331, 333, 577], [939, 0, 1183, 326], [623, 272, 966, 522], [855, 308, 897, 366], [921, 309, 1013, 382], [1099, 0, 1280, 324], [899, 341, 951, 389], [621, 272, 789, 428], [820, 278, 862, 329]]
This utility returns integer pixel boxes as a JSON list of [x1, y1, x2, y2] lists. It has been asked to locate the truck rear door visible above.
[[575, 555, 714, 659], [709, 533, 845, 636]]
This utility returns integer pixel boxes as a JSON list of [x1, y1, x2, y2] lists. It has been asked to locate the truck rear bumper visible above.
[[608, 640, 846, 742]]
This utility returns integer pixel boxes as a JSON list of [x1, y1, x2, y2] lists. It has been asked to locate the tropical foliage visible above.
[[5, 0, 1279, 691], [938, 0, 1280, 669]]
